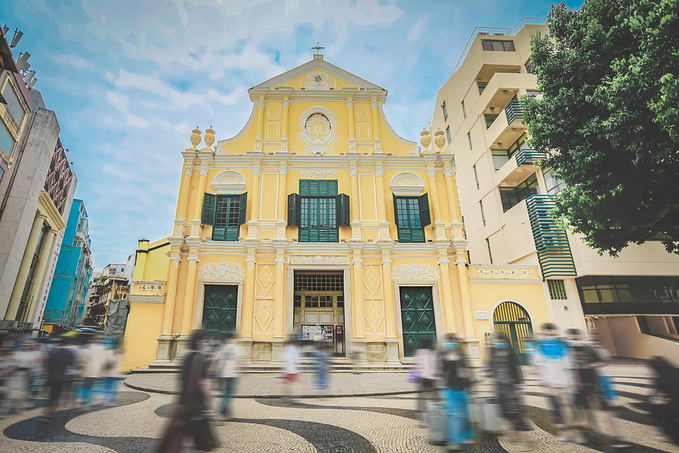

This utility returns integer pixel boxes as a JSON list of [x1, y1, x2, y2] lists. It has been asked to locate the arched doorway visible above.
[[493, 301, 533, 364]]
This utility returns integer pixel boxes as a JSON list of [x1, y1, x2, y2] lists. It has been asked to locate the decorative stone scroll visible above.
[[390, 172, 425, 196], [198, 261, 246, 280], [288, 255, 350, 265], [301, 170, 336, 179], [392, 264, 440, 281], [212, 170, 245, 194]]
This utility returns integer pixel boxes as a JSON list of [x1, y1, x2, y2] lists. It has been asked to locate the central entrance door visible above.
[[293, 271, 345, 355], [203, 285, 238, 334], [400, 286, 437, 357]]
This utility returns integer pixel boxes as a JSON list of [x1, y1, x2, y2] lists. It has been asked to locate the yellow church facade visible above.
[[123, 55, 551, 370]]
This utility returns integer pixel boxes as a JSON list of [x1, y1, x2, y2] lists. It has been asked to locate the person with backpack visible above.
[[440, 333, 475, 449]]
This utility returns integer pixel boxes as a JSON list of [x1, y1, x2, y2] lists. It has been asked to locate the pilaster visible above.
[[180, 250, 200, 335]]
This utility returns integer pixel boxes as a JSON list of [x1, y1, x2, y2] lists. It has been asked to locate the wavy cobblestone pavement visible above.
[[0, 364, 678, 452]]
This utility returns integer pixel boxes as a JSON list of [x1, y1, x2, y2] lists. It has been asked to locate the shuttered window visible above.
[[393, 194, 431, 243], [201, 193, 247, 241], [289, 180, 349, 242]]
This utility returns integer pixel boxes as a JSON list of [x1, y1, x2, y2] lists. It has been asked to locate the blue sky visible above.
[[1, 0, 582, 268]]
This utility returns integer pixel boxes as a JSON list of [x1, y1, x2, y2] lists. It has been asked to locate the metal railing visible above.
[[453, 17, 545, 72], [505, 99, 524, 124], [515, 148, 546, 166], [526, 195, 577, 279]]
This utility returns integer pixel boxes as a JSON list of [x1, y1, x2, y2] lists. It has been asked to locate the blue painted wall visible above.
[[44, 199, 92, 325]]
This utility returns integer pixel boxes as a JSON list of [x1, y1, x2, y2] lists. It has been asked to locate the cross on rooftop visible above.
[[311, 42, 325, 55]]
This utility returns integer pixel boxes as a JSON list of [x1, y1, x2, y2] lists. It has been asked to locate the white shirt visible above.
[[415, 349, 439, 380], [215, 343, 240, 378], [282, 345, 301, 375]]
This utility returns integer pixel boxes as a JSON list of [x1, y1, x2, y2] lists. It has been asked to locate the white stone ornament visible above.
[[298, 106, 338, 155], [198, 262, 246, 280], [288, 255, 350, 265], [304, 71, 332, 90], [212, 170, 246, 193], [390, 172, 425, 195], [301, 170, 336, 179], [392, 264, 440, 281]]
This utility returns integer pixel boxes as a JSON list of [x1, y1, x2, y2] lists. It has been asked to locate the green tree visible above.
[[523, 0, 679, 255]]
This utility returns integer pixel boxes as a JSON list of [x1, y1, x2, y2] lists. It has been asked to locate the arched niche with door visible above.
[[492, 301, 534, 364]]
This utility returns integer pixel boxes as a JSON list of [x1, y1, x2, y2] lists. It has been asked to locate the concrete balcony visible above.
[[478, 72, 538, 112], [494, 148, 539, 187], [485, 101, 526, 150]]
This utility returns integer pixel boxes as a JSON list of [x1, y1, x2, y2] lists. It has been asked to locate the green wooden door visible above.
[[203, 285, 238, 334], [493, 301, 533, 364], [399, 286, 437, 357]]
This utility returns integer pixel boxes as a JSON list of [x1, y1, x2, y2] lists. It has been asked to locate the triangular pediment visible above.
[[251, 57, 384, 92]]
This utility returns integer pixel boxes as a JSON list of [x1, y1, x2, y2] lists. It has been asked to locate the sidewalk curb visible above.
[[123, 379, 423, 399]]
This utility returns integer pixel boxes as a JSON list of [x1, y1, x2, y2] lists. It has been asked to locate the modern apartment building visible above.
[[430, 18, 679, 362]]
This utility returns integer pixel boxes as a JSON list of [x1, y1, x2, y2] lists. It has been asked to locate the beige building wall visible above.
[[431, 19, 679, 361]]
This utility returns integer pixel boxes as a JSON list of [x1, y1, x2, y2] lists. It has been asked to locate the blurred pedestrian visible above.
[[157, 329, 217, 452], [647, 356, 679, 445], [101, 337, 122, 406], [533, 323, 577, 442], [313, 341, 331, 395], [281, 339, 302, 399], [588, 335, 630, 448], [565, 328, 604, 443], [488, 333, 531, 451], [213, 332, 241, 419], [80, 335, 107, 407], [440, 334, 475, 449], [43, 338, 76, 420], [414, 336, 439, 425], [0, 343, 15, 418], [13, 340, 43, 412]]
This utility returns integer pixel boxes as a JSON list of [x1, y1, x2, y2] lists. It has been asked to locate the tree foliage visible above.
[[523, 0, 679, 255]]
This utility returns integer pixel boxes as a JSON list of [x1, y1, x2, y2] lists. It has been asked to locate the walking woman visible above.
[[488, 333, 532, 451], [157, 330, 217, 452], [440, 334, 475, 449]]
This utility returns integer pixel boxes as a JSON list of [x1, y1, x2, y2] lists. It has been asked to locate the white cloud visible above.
[[106, 70, 244, 112], [52, 54, 94, 69], [407, 13, 428, 42], [106, 92, 129, 112]]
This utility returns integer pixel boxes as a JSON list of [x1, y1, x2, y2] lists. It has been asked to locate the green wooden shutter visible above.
[[419, 194, 431, 226], [238, 192, 248, 225], [288, 193, 300, 226], [393, 194, 401, 227], [201, 193, 216, 225], [337, 194, 350, 226], [212, 226, 227, 241]]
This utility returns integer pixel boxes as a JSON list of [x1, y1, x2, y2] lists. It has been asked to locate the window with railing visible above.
[[462, 100, 467, 119], [500, 173, 539, 212], [544, 169, 566, 195], [446, 126, 451, 144], [442, 101, 448, 121], [492, 133, 529, 170], [482, 39, 515, 51], [478, 81, 488, 95]]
